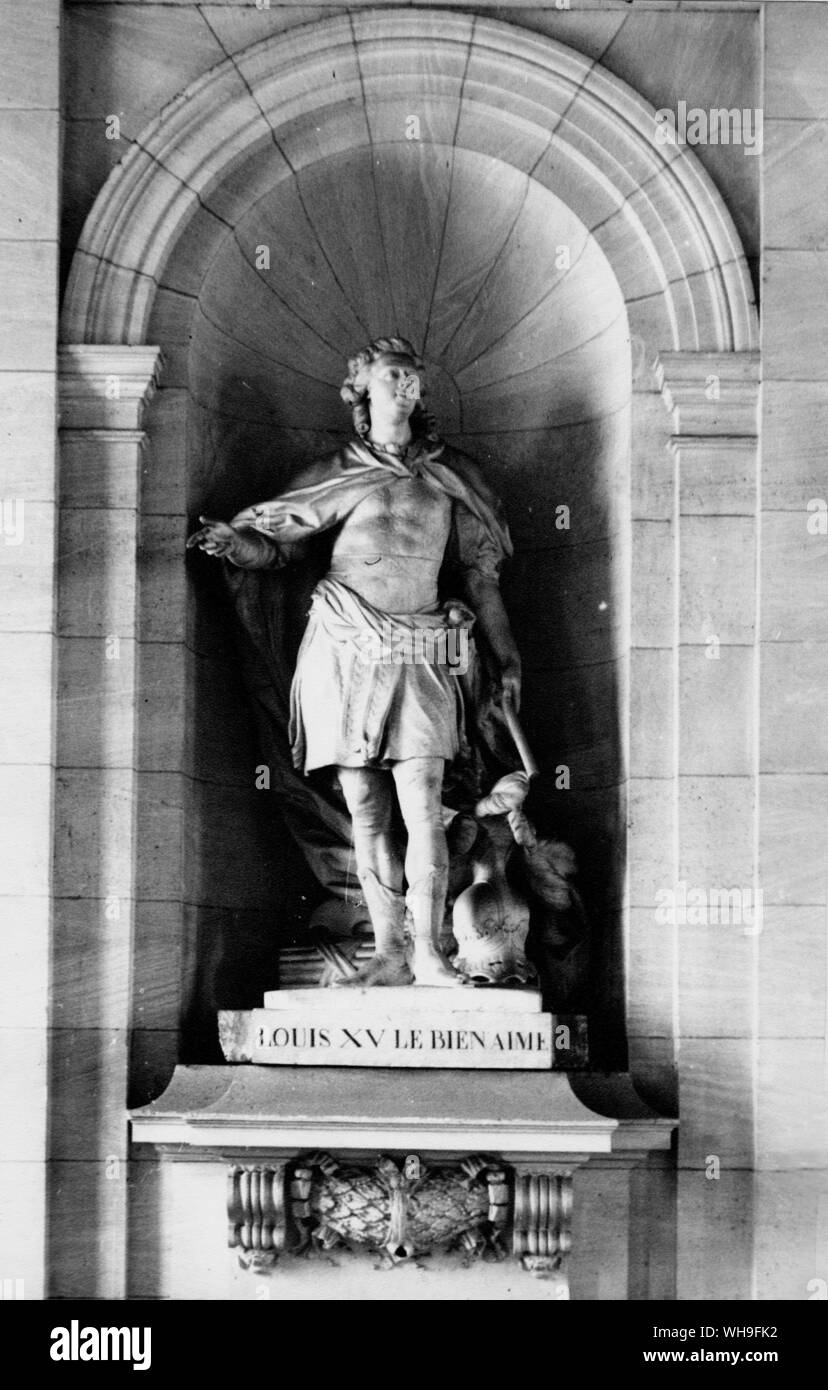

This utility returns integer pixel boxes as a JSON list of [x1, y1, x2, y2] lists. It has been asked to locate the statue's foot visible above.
[[332, 952, 413, 988], [411, 944, 463, 987]]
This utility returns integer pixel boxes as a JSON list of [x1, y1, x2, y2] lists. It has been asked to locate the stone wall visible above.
[[0, 0, 825, 1302], [754, 1, 828, 1301], [0, 0, 61, 1303]]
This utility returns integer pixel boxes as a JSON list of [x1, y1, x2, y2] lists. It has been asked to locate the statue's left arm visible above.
[[464, 571, 522, 712], [449, 496, 522, 712]]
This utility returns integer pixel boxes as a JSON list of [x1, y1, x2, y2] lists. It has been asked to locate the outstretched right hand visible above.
[[185, 516, 237, 558]]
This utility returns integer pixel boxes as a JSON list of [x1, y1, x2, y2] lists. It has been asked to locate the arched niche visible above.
[[62, 11, 756, 352], [58, 11, 758, 1090]]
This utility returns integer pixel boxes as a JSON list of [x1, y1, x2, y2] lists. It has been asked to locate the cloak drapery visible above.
[[229, 436, 513, 570]]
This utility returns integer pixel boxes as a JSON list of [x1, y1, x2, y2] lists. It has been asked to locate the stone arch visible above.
[[61, 10, 756, 352], [57, 11, 759, 1091]]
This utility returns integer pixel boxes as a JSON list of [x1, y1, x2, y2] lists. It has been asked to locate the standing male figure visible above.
[[188, 338, 521, 986]]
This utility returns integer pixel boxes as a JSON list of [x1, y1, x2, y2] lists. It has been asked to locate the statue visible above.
[[187, 337, 525, 988]]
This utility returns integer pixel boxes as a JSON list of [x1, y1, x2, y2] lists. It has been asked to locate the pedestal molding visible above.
[[129, 1065, 674, 1159]]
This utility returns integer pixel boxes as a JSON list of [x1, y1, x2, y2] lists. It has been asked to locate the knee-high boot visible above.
[[405, 864, 461, 986], [334, 869, 412, 987]]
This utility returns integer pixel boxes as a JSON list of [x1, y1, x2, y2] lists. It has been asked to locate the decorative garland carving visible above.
[[290, 1152, 508, 1263], [226, 1156, 570, 1284]]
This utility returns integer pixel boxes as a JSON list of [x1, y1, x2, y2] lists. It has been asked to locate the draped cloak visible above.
[[222, 436, 517, 898]]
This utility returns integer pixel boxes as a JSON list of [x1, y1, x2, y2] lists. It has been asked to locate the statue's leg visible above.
[[392, 757, 460, 987], [335, 767, 412, 986]]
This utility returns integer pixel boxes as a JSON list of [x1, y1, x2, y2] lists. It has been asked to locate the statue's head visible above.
[[340, 336, 436, 440]]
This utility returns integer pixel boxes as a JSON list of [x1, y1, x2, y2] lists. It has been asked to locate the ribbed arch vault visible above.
[[62, 10, 757, 355]]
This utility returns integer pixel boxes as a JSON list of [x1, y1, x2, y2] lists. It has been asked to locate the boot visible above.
[[334, 870, 412, 987], [406, 865, 462, 986]]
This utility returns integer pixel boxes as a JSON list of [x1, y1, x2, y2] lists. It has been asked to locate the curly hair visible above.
[[340, 336, 438, 441]]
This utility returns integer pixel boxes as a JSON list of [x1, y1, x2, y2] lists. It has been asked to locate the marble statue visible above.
[[188, 337, 523, 987]]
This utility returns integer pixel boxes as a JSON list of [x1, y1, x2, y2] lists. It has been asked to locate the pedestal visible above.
[[130, 1066, 675, 1291], [219, 986, 588, 1070]]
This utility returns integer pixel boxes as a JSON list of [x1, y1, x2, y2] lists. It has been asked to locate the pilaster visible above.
[[49, 344, 162, 1299]]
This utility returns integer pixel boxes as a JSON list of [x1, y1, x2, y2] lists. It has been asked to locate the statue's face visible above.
[[365, 352, 422, 417]]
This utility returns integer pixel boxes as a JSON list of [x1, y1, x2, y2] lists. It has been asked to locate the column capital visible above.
[[656, 350, 760, 436], [58, 345, 164, 430], [667, 434, 758, 517]]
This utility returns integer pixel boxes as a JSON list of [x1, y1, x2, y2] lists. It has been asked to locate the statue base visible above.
[[219, 986, 587, 1070]]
